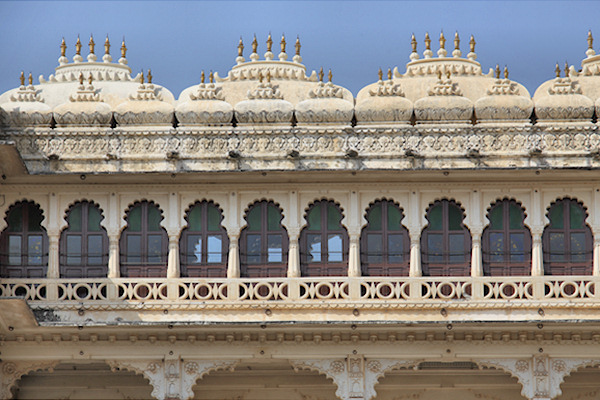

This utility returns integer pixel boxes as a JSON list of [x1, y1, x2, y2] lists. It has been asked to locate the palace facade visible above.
[[1, 32, 600, 400]]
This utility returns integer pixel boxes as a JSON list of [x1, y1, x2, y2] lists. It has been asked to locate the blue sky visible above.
[[0, 1, 598, 97]]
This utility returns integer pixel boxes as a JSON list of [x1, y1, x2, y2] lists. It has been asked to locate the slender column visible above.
[[107, 232, 120, 278], [287, 230, 301, 278], [46, 230, 60, 279], [470, 229, 483, 277], [594, 236, 600, 276], [166, 234, 180, 279], [227, 233, 240, 278], [531, 229, 544, 276], [409, 231, 422, 277], [348, 232, 361, 277]]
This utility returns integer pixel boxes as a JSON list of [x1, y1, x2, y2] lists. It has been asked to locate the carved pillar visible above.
[[409, 231, 422, 277], [227, 232, 240, 278], [593, 236, 600, 276], [287, 230, 301, 278], [46, 230, 60, 279], [0, 360, 60, 400], [167, 234, 180, 279], [348, 232, 361, 277], [470, 229, 483, 277], [107, 231, 120, 278], [531, 229, 544, 276]]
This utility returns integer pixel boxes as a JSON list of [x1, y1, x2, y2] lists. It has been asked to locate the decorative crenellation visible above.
[[428, 71, 463, 96], [129, 70, 162, 101], [69, 73, 102, 102], [246, 73, 284, 100], [548, 77, 583, 96], [10, 74, 44, 103], [190, 72, 226, 101]]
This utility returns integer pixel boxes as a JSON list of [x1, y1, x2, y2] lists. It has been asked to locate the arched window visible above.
[[360, 200, 410, 276], [482, 199, 531, 276], [0, 201, 48, 278], [240, 201, 288, 277], [60, 201, 109, 278], [421, 199, 471, 276], [180, 201, 228, 277], [120, 201, 168, 277], [300, 200, 348, 276], [543, 198, 593, 275]]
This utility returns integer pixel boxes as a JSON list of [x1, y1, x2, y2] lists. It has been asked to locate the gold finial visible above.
[[565, 61, 570, 78], [378, 68, 383, 81], [280, 34, 286, 53], [120, 37, 127, 58], [147, 69, 152, 84], [388, 68, 392, 80], [266, 33, 273, 52], [266, 70, 271, 83], [89, 34, 95, 54], [201, 70, 205, 84], [328, 69, 332, 83], [495, 64, 500, 79], [104, 35, 110, 55], [446, 70, 451, 79], [588, 30, 594, 50], [469, 35, 476, 53], [555, 62, 561, 78], [140, 70, 144, 84], [60, 37, 67, 57], [75, 36, 82, 55], [19, 71, 25, 86], [258, 71, 263, 83], [437, 69, 442, 80], [411, 33, 417, 53], [425, 32, 431, 50], [295, 36, 301, 56], [503, 65, 509, 79], [28, 72, 33, 85], [88, 73, 93, 85], [78, 72, 84, 85], [439, 31, 446, 49], [454, 31, 460, 50], [238, 37, 244, 57], [252, 35, 258, 53], [318, 67, 324, 82], [209, 70, 214, 83]]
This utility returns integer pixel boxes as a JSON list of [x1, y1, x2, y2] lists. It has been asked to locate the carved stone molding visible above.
[[0, 360, 61, 399]]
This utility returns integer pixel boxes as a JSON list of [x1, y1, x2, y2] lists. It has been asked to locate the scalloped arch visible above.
[[545, 196, 590, 228], [362, 197, 407, 230], [121, 199, 166, 233], [422, 197, 471, 232], [302, 197, 347, 231], [1, 199, 47, 233], [61, 199, 108, 233], [484, 197, 532, 231], [181, 199, 227, 234], [241, 198, 288, 232]]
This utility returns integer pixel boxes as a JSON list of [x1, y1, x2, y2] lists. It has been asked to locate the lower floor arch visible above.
[[557, 365, 600, 400], [191, 359, 338, 400], [10, 361, 153, 400]]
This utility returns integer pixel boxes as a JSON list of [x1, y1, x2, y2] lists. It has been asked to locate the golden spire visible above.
[[201, 70, 205, 84], [439, 31, 446, 49], [209, 70, 214, 83], [88, 73, 93, 85], [120, 38, 127, 58], [387, 68, 392, 80], [295, 36, 301, 56], [328, 69, 332, 83], [140, 70, 144, 84], [89, 34, 95, 54], [318, 67, 324, 82], [454, 31, 460, 50], [104, 35, 110, 55], [266, 70, 271, 83], [19, 71, 25, 86], [555, 62, 561, 78], [588, 30, 594, 50], [495, 64, 500, 79], [503, 65, 509, 79], [60, 37, 67, 57], [425, 32, 431, 50], [147, 69, 152, 84], [437, 69, 442, 80], [238, 37, 244, 57], [565, 61, 570, 78], [411, 33, 417, 53], [252, 35, 258, 53], [266, 33, 273, 52], [75, 36, 82, 55], [469, 35, 476, 53], [78, 72, 84, 85], [258, 71, 263, 83], [28, 72, 33, 85], [378, 67, 383, 81], [446, 70, 451, 79], [280, 34, 286, 53]]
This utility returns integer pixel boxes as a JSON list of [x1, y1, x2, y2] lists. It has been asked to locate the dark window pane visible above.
[[570, 232, 587, 262], [126, 235, 141, 263], [128, 206, 142, 232], [187, 235, 202, 264], [307, 204, 321, 231], [87, 235, 103, 265], [88, 205, 103, 232], [387, 203, 403, 231], [510, 233, 525, 262], [489, 203, 503, 230], [327, 204, 342, 230], [509, 203, 523, 230], [427, 233, 443, 262], [8, 236, 21, 265], [188, 206, 203, 231], [428, 205, 442, 231], [267, 234, 283, 263], [570, 202, 585, 229], [448, 234, 465, 263], [307, 233, 322, 262], [327, 234, 343, 262], [549, 232, 565, 262], [66, 235, 82, 265], [147, 235, 163, 263], [68, 204, 82, 232], [7, 205, 23, 232], [246, 234, 261, 264], [246, 206, 261, 232], [267, 205, 281, 231], [448, 205, 463, 231], [207, 235, 222, 263], [367, 233, 383, 264], [207, 204, 221, 232], [489, 232, 504, 262], [28, 207, 44, 232], [388, 234, 403, 263], [549, 202, 564, 229], [367, 204, 382, 231], [147, 206, 162, 232], [28, 235, 43, 265]]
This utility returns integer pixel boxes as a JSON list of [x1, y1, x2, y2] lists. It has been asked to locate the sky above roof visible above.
[[0, 1, 598, 98]]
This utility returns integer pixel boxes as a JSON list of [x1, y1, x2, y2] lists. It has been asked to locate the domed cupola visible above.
[[175, 71, 233, 126], [0, 72, 52, 127], [295, 68, 354, 126], [114, 70, 175, 126], [234, 71, 293, 126], [413, 69, 473, 124], [533, 63, 594, 126], [355, 68, 413, 126], [474, 65, 533, 125], [53, 73, 112, 127]]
